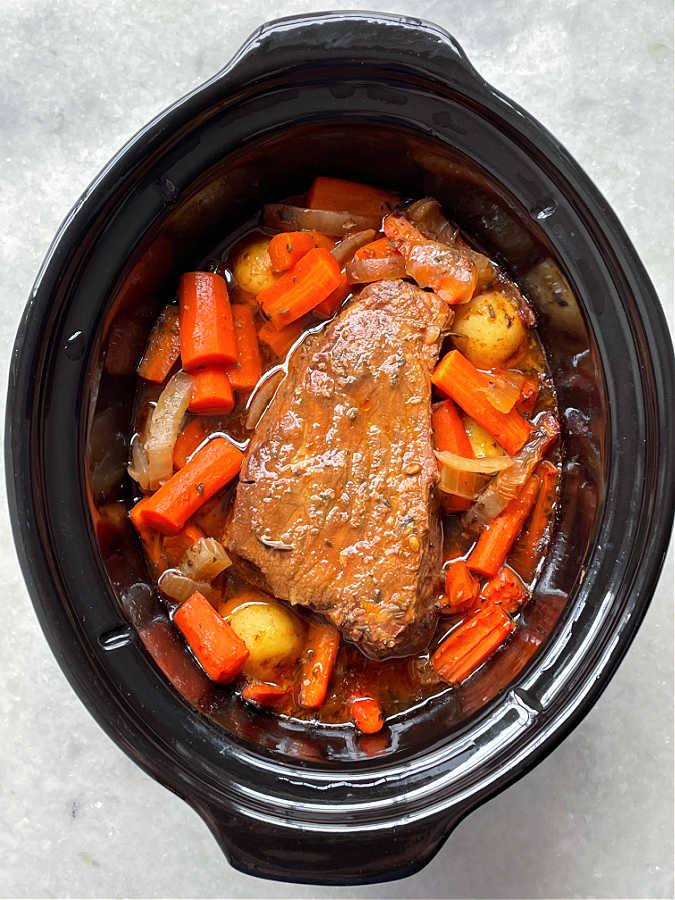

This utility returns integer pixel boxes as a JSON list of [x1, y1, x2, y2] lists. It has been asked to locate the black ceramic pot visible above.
[[6, 12, 674, 885]]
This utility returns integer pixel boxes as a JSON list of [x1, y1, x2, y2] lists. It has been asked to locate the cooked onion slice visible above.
[[476, 369, 526, 413], [129, 372, 193, 491], [435, 449, 513, 499], [405, 197, 458, 244], [179, 537, 231, 582], [158, 568, 215, 604], [346, 254, 406, 284], [245, 368, 285, 430], [331, 229, 377, 266], [263, 204, 381, 236]]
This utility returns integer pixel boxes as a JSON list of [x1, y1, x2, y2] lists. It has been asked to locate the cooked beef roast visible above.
[[225, 279, 451, 657]]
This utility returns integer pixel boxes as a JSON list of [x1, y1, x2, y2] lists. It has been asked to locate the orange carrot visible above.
[[132, 438, 243, 535], [257, 318, 307, 358], [433, 399, 475, 511], [312, 271, 350, 319], [188, 368, 234, 415], [307, 177, 398, 218], [299, 621, 340, 708], [354, 236, 398, 260], [516, 375, 540, 416], [479, 567, 528, 614], [258, 248, 342, 329], [137, 306, 181, 383], [242, 681, 290, 706], [130, 505, 168, 575], [268, 231, 335, 272], [179, 272, 237, 370], [439, 560, 480, 613], [432, 350, 532, 454], [432, 604, 515, 684], [510, 461, 558, 581], [173, 591, 248, 682], [350, 694, 384, 734], [173, 418, 210, 470], [163, 523, 204, 567], [226, 304, 262, 391], [467, 475, 540, 577]]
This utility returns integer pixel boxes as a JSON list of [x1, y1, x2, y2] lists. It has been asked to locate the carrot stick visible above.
[[188, 368, 234, 415], [432, 350, 532, 454], [226, 304, 262, 391], [433, 399, 474, 511], [312, 272, 350, 319], [354, 236, 398, 260], [432, 604, 515, 684], [242, 681, 290, 706], [479, 567, 528, 614], [137, 306, 181, 383], [349, 694, 384, 734], [133, 438, 243, 535], [173, 418, 211, 470], [129, 500, 168, 575], [163, 523, 204, 567], [268, 231, 334, 272], [516, 375, 540, 416], [439, 559, 480, 613], [179, 272, 237, 370], [510, 461, 558, 581], [298, 621, 340, 708], [257, 318, 307, 358], [467, 475, 540, 577], [307, 177, 399, 218], [258, 247, 342, 329], [173, 591, 248, 683]]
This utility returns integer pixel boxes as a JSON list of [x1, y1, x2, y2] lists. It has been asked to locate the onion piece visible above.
[[346, 254, 406, 284], [179, 537, 231, 582], [464, 412, 560, 526], [475, 369, 526, 413], [405, 197, 458, 244], [245, 368, 285, 430], [158, 568, 215, 604], [263, 204, 381, 236], [331, 229, 377, 267], [130, 372, 193, 491], [435, 449, 513, 497]]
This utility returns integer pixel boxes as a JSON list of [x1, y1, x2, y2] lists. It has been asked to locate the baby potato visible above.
[[232, 238, 277, 295], [452, 291, 527, 368], [464, 417, 505, 458], [220, 589, 305, 679]]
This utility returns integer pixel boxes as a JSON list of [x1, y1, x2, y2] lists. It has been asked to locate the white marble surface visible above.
[[0, 1, 673, 897]]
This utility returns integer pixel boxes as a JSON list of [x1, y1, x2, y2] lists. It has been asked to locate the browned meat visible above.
[[225, 280, 451, 657]]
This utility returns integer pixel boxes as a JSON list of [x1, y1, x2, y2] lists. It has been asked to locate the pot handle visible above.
[[221, 11, 485, 93], [199, 804, 462, 884]]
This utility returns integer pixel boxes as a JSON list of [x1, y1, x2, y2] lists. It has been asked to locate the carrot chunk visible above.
[[433, 398, 475, 511], [132, 438, 243, 535], [432, 604, 515, 684], [432, 350, 532, 454], [179, 272, 237, 370], [173, 418, 211, 470], [312, 272, 350, 319], [241, 681, 290, 706], [516, 375, 540, 416], [258, 247, 342, 329], [350, 694, 384, 734], [467, 475, 540, 577], [354, 237, 398, 260], [188, 368, 234, 415], [509, 460, 559, 581], [226, 304, 263, 391], [137, 306, 181, 383], [268, 231, 335, 272], [307, 177, 399, 217], [162, 523, 204, 567], [299, 621, 340, 708], [440, 560, 480, 612], [129, 499, 168, 575], [173, 591, 248, 683], [480, 567, 528, 614], [257, 318, 307, 358]]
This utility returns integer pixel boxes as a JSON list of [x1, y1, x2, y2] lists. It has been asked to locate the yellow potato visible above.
[[452, 291, 527, 367], [464, 417, 505, 458], [221, 590, 305, 679], [232, 238, 277, 295]]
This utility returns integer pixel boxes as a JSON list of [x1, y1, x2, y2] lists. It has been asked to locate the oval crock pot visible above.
[[6, 11, 674, 886]]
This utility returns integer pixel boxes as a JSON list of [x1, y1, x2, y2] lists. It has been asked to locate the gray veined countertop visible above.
[[0, 0, 672, 897]]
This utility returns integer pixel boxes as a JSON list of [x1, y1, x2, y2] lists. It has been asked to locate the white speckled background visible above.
[[0, 1, 672, 897]]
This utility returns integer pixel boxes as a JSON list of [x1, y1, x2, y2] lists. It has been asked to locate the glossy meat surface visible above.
[[225, 280, 451, 657]]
